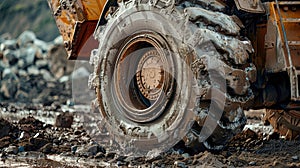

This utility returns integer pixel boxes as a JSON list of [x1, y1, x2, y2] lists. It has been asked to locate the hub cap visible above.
[[136, 50, 164, 100]]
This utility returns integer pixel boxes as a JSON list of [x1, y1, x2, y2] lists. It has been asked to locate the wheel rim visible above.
[[113, 32, 175, 123]]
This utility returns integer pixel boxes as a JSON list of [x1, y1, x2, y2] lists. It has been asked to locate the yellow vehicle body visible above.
[[47, 0, 107, 59]]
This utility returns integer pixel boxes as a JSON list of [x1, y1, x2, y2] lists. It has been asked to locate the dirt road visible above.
[[0, 105, 299, 167]]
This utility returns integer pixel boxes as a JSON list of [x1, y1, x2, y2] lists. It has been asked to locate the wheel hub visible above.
[[136, 50, 164, 100], [113, 32, 175, 123]]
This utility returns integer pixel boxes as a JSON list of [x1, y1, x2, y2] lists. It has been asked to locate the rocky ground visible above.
[[0, 31, 300, 167], [0, 106, 300, 167]]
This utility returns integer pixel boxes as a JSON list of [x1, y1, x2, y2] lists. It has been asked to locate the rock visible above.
[[53, 139, 60, 145], [29, 137, 49, 149], [48, 45, 74, 79], [75, 146, 89, 157], [267, 132, 280, 140], [34, 39, 50, 53], [35, 60, 48, 69], [0, 119, 11, 139], [76, 144, 105, 157], [97, 145, 106, 154], [19, 117, 44, 129], [0, 136, 11, 148], [17, 31, 36, 47], [27, 66, 40, 76], [0, 61, 7, 72], [71, 145, 77, 153], [40, 69, 54, 81], [117, 161, 126, 166], [32, 88, 51, 104], [249, 161, 256, 166], [0, 152, 7, 160], [174, 161, 186, 168], [59, 75, 69, 83], [0, 82, 13, 98], [18, 131, 31, 140], [5, 145, 18, 154], [292, 155, 299, 161], [39, 143, 53, 154], [2, 68, 18, 80], [0, 33, 12, 42], [3, 50, 19, 65], [0, 40, 18, 51], [53, 36, 63, 45], [15, 90, 29, 102], [18, 70, 28, 77], [66, 99, 75, 106], [105, 152, 116, 160], [33, 133, 41, 138], [182, 153, 190, 159], [17, 59, 26, 69], [0, 70, 19, 98], [24, 47, 37, 65], [55, 112, 74, 128], [95, 152, 105, 158], [87, 145, 99, 155]]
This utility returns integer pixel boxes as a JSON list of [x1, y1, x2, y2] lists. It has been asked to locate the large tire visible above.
[[89, 0, 255, 154]]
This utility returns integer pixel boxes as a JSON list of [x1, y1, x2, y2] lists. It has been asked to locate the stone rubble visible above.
[[0, 31, 75, 105]]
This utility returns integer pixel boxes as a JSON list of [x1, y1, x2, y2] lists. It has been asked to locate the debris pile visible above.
[[0, 31, 74, 105], [0, 117, 106, 157]]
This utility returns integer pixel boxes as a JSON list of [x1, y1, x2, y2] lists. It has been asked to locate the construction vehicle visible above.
[[47, 0, 300, 153]]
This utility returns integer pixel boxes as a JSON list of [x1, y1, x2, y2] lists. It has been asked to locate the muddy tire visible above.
[[265, 109, 300, 140], [89, 0, 255, 153]]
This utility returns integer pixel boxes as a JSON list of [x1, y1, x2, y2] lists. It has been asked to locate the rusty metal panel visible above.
[[264, 19, 287, 73], [265, 2, 300, 72], [265, 1, 300, 100], [47, 0, 105, 59]]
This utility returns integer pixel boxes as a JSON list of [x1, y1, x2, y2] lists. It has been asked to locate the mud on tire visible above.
[[89, 0, 255, 154]]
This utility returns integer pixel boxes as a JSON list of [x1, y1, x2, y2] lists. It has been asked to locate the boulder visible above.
[[17, 31, 36, 47], [0, 69, 19, 99], [54, 112, 74, 128], [0, 80, 18, 99], [24, 47, 37, 65], [48, 45, 74, 79], [0, 40, 18, 51]]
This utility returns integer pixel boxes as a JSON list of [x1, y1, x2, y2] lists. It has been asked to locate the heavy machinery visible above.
[[47, 0, 300, 152]]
